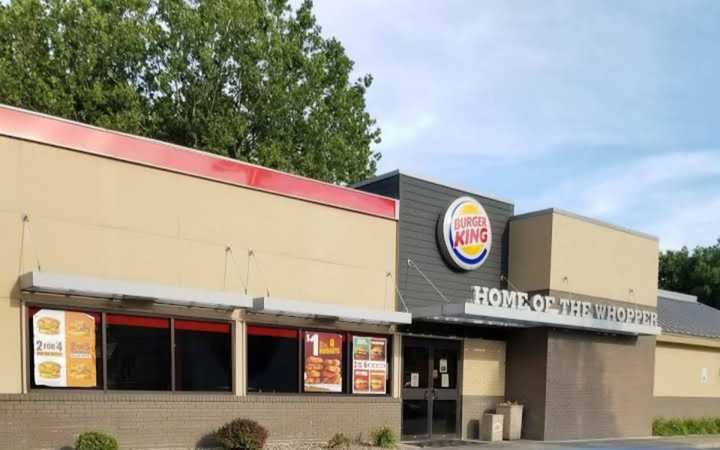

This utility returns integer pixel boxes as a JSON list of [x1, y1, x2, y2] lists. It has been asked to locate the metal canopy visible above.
[[414, 302, 662, 336], [20, 271, 252, 311], [252, 297, 412, 325]]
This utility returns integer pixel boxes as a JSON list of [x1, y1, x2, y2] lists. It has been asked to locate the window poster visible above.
[[352, 336, 387, 394], [33, 309, 96, 387], [304, 331, 343, 392]]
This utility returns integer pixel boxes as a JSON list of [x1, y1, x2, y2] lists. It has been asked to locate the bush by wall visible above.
[[216, 418, 269, 450], [371, 426, 399, 448], [653, 417, 720, 436], [75, 431, 119, 450]]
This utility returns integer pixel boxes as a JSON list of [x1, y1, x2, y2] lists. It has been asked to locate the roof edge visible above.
[[658, 289, 698, 303], [353, 170, 515, 206], [511, 208, 658, 241], [0, 104, 398, 220]]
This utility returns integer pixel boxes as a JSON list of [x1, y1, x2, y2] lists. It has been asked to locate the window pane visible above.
[[247, 326, 298, 393], [106, 314, 170, 390], [175, 320, 231, 391], [28, 307, 102, 390]]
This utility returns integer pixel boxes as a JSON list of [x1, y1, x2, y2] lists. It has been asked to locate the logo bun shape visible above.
[[438, 196, 492, 271]]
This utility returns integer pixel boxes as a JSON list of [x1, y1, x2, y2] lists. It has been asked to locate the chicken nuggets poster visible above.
[[33, 309, 96, 387], [304, 331, 343, 392]]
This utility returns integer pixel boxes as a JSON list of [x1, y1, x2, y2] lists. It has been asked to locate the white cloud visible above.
[[311, 0, 720, 249], [522, 150, 720, 249]]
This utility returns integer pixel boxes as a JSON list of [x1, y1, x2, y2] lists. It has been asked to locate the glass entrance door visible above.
[[402, 337, 460, 440]]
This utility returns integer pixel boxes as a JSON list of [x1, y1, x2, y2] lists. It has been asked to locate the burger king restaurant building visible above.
[[0, 105, 718, 449]]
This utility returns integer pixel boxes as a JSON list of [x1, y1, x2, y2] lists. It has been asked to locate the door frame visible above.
[[401, 336, 463, 441]]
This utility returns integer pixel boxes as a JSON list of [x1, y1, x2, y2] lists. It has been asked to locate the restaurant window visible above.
[[29, 307, 233, 392], [106, 314, 171, 390], [247, 326, 298, 393], [28, 307, 103, 389], [246, 325, 392, 396], [175, 320, 232, 391]]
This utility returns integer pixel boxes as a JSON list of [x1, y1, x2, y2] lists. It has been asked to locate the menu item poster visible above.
[[33, 309, 96, 387], [352, 336, 387, 394], [304, 331, 343, 392]]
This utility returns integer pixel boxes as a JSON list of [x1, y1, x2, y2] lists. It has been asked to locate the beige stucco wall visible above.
[[654, 340, 720, 397], [508, 213, 553, 293], [509, 210, 658, 307], [550, 213, 658, 307], [0, 136, 397, 393], [462, 339, 506, 396]]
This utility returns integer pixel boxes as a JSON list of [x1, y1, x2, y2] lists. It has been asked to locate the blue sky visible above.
[[312, 0, 720, 250]]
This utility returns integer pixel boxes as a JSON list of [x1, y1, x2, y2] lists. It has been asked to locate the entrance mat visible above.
[[409, 441, 486, 448]]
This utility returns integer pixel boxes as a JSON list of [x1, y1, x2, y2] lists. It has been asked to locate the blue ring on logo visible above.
[[446, 201, 488, 266]]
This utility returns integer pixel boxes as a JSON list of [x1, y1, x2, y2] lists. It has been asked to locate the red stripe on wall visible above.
[[247, 326, 297, 339], [107, 314, 169, 329], [175, 320, 230, 334], [0, 106, 398, 220]]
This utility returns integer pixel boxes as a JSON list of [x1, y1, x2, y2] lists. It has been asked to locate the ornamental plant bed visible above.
[[653, 417, 720, 436]]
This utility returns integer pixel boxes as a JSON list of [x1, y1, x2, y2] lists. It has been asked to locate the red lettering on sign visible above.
[[453, 230, 466, 246]]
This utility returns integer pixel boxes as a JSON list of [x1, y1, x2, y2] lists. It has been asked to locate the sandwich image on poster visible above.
[[33, 309, 97, 388], [352, 336, 387, 394], [304, 331, 343, 392]]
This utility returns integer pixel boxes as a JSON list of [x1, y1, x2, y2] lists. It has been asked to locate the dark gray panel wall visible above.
[[355, 174, 399, 199], [360, 174, 514, 311]]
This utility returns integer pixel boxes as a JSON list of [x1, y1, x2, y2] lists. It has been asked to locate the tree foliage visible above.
[[659, 239, 720, 309], [0, 0, 381, 184]]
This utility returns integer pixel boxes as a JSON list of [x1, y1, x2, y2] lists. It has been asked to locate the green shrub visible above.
[[327, 432, 352, 449], [216, 418, 269, 450], [371, 426, 398, 449], [75, 431, 119, 450], [653, 417, 720, 436]]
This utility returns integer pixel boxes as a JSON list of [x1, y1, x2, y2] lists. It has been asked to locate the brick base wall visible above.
[[0, 393, 401, 450], [654, 396, 720, 419], [544, 330, 655, 440]]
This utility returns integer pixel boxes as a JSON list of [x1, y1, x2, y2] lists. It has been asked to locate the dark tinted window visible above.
[[247, 326, 298, 393], [175, 320, 232, 391], [106, 315, 170, 390]]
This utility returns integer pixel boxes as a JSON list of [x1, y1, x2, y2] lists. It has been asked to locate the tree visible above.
[[659, 239, 720, 309], [0, 0, 381, 184]]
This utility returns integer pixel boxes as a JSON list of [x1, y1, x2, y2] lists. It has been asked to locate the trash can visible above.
[[496, 403, 524, 440], [480, 413, 504, 442]]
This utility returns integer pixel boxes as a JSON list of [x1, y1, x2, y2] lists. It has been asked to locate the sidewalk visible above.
[[398, 435, 720, 450]]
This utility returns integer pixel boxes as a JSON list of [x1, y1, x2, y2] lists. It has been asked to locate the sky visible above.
[[311, 0, 720, 250]]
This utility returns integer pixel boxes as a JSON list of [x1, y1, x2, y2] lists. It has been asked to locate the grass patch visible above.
[[653, 417, 720, 436]]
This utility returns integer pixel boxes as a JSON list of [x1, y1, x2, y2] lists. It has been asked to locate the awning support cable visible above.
[[500, 274, 523, 293], [224, 246, 249, 294], [386, 271, 410, 312], [396, 285, 411, 312], [248, 249, 271, 297], [20, 213, 42, 272], [407, 258, 450, 303]]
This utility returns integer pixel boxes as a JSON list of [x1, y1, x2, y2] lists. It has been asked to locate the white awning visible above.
[[414, 302, 661, 336], [20, 271, 252, 311], [252, 297, 412, 325]]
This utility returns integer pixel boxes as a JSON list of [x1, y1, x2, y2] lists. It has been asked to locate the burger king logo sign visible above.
[[438, 196, 492, 271]]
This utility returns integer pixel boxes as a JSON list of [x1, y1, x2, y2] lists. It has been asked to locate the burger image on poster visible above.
[[437, 196, 493, 271]]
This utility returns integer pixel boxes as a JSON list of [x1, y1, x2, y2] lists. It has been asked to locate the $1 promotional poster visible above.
[[304, 331, 343, 392], [33, 309, 96, 387]]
